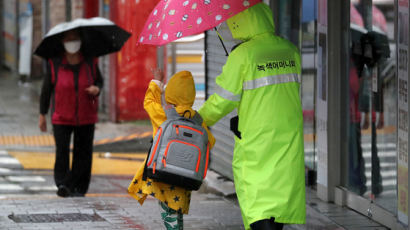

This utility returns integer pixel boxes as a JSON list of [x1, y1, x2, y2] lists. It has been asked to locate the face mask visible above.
[[63, 40, 81, 54]]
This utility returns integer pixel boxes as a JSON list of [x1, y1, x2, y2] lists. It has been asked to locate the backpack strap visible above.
[[164, 106, 203, 125], [164, 106, 181, 119], [142, 138, 154, 181], [191, 111, 203, 125]]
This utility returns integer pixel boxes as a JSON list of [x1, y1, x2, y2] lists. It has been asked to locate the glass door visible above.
[[347, 0, 397, 215]]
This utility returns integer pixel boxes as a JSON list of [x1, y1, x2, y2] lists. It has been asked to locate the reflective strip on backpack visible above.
[[243, 73, 301, 90], [148, 127, 163, 166], [203, 142, 210, 179], [215, 84, 241, 102]]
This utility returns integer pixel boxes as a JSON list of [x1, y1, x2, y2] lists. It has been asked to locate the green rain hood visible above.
[[199, 3, 306, 229]]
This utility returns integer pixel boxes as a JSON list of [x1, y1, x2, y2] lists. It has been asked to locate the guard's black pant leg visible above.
[[250, 218, 284, 230], [53, 125, 73, 187], [71, 124, 95, 194]]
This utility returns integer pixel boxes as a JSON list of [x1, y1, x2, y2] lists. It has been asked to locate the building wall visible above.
[[3, 0, 18, 71], [99, 0, 111, 115], [49, 0, 65, 28], [31, 0, 43, 78], [71, 0, 84, 19], [0, 1, 4, 67], [30, 0, 83, 78]]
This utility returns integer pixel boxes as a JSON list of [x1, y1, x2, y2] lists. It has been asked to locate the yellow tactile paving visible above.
[[8, 151, 146, 176], [0, 135, 55, 146], [302, 125, 396, 143], [361, 125, 396, 135], [113, 136, 124, 142], [93, 131, 152, 145], [304, 133, 315, 142], [0, 131, 153, 147]]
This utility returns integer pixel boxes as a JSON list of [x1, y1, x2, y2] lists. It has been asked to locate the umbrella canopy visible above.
[[138, 0, 261, 46], [35, 17, 131, 59]]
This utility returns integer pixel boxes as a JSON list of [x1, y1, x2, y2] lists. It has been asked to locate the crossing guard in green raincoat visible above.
[[198, 3, 306, 229]]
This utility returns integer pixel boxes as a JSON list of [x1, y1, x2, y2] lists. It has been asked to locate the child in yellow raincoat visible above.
[[128, 69, 215, 230]]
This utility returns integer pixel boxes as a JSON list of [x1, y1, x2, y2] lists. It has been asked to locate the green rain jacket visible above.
[[198, 3, 306, 228]]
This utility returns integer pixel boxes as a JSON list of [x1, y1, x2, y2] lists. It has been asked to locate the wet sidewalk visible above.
[[0, 70, 389, 229], [0, 185, 388, 230], [0, 70, 152, 152], [0, 193, 245, 230]]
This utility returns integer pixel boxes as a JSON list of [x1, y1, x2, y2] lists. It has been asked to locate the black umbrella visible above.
[[34, 17, 131, 59]]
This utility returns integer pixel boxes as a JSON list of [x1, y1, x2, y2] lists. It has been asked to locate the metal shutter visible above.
[[205, 23, 240, 180]]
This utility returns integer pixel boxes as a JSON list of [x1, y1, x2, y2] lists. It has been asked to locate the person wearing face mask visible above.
[[38, 29, 103, 198]]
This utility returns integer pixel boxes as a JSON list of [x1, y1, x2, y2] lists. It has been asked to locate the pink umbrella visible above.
[[351, 3, 364, 27], [372, 5, 387, 33], [138, 0, 261, 46]]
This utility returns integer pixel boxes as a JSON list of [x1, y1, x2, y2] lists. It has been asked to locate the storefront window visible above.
[[347, 0, 397, 214], [301, 0, 317, 172]]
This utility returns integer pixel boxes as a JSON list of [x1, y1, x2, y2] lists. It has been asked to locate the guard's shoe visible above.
[[56, 185, 70, 197]]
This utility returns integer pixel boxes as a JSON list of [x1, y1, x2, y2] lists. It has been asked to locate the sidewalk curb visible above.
[[199, 170, 236, 197], [93, 136, 152, 153]]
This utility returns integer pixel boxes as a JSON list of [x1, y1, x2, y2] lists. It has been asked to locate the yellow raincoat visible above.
[[128, 71, 215, 214]]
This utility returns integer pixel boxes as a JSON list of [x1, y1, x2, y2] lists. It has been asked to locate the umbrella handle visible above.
[[214, 27, 229, 57]]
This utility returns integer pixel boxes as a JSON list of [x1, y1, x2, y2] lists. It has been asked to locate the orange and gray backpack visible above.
[[144, 107, 210, 190]]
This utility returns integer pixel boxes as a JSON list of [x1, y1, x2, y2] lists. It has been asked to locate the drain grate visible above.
[[8, 213, 105, 223]]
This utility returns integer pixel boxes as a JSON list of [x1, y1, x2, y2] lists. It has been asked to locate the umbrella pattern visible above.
[[138, 0, 261, 45]]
